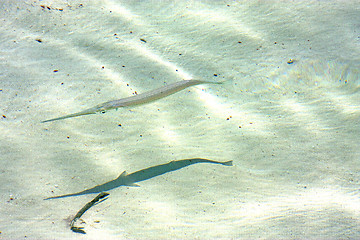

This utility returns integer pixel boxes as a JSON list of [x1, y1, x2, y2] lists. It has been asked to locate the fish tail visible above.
[[221, 160, 233, 166]]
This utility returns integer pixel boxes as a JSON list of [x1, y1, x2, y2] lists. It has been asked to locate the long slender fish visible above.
[[42, 80, 220, 123]]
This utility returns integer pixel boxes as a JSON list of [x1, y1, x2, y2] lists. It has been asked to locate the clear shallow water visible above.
[[1, 0, 359, 239]]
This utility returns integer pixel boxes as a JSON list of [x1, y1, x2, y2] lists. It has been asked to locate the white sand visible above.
[[1, 0, 359, 239]]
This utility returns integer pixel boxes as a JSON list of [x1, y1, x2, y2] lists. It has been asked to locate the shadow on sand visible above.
[[45, 158, 233, 200]]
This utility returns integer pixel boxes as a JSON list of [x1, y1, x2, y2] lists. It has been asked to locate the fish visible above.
[[44, 158, 233, 200], [42, 80, 221, 123]]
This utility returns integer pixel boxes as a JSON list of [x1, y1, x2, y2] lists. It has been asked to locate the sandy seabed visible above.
[[0, 0, 359, 239]]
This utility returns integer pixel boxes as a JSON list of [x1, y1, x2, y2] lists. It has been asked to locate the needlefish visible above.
[[42, 80, 221, 123]]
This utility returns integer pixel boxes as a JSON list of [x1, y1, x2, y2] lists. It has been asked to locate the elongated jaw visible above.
[[41, 111, 96, 123]]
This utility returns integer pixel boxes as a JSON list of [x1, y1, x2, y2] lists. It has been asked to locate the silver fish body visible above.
[[42, 80, 220, 123]]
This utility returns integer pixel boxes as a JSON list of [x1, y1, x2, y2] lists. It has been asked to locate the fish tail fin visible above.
[[222, 160, 233, 166]]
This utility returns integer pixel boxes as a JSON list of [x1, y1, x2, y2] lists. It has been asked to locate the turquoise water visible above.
[[1, 1, 359, 239]]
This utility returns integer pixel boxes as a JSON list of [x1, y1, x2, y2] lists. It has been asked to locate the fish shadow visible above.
[[45, 158, 233, 200]]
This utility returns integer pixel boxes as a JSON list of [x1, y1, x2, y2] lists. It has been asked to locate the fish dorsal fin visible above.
[[117, 171, 127, 179]]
